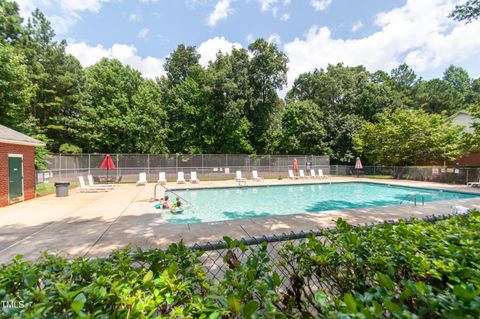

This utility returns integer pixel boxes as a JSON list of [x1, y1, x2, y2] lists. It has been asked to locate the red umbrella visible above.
[[99, 154, 116, 179]]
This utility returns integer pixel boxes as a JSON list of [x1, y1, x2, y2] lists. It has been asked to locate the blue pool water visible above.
[[163, 182, 478, 224]]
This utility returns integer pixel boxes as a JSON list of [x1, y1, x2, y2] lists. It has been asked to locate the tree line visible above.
[[1, 0, 479, 167]]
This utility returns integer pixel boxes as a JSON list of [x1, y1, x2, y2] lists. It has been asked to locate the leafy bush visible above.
[[1, 212, 480, 318]]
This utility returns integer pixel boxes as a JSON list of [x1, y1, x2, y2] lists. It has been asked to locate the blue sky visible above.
[[16, 0, 480, 87]]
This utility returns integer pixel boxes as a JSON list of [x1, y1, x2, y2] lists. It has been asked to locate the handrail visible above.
[[153, 183, 191, 206], [399, 194, 425, 206]]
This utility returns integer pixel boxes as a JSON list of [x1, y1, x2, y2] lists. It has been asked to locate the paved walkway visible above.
[[1, 177, 479, 263]]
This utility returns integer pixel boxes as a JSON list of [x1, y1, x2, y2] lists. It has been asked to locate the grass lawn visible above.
[[36, 182, 78, 196], [363, 174, 393, 179]]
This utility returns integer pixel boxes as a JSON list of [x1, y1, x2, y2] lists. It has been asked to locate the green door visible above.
[[8, 156, 23, 201]]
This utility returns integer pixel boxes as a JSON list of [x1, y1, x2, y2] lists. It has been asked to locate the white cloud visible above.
[[129, 13, 143, 22], [137, 28, 150, 39], [66, 40, 165, 79], [268, 33, 282, 44], [258, 0, 278, 12], [280, 13, 290, 21], [197, 36, 242, 66], [351, 20, 363, 32], [246, 33, 255, 43], [309, 0, 332, 11], [208, 0, 233, 27], [284, 0, 480, 88], [16, 0, 110, 34]]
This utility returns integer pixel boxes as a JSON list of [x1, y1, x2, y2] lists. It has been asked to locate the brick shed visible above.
[[0, 125, 45, 207]]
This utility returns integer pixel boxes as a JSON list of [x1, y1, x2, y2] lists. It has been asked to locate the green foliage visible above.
[[82, 58, 144, 153], [0, 0, 22, 43], [0, 44, 32, 128], [1, 212, 479, 318], [354, 109, 464, 165], [59, 143, 82, 154], [449, 0, 480, 23], [1, 3, 480, 165], [279, 100, 329, 155]]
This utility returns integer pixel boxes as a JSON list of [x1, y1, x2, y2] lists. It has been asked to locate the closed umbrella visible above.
[[99, 154, 116, 180], [355, 157, 363, 177], [355, 157, 363, 169]]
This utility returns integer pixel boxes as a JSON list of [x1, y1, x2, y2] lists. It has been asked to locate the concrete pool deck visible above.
[[1, 177, 480, 263]]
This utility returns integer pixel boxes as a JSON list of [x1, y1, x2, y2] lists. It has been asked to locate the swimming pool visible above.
[[163, 182, 478, 224]]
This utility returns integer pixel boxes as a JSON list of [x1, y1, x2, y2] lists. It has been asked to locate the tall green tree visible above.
[[163, 44, 201, 86], [82, 58, 143, 153], [204, 49, 253, 153], [279, 101, 329, 155], [443, 65, 473, 104], [0, 44, 32, 128], [160, 45, 209, 153], [354, 109, 463, 165], [0, 0, 22, 43], [286, 64, 397, 162], [413, 79, 461, 114], [247, 39, 288, 153], [131, 80, 169, 153]]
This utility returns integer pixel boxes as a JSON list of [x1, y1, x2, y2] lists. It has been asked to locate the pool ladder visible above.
[[399, 194, 425, 206], [153, 183, 191, 206]]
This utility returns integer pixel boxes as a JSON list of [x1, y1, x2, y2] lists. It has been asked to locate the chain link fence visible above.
[[129, 213, 458, 297], [331, 165, 480, 185], [36, 154, 330, 183]]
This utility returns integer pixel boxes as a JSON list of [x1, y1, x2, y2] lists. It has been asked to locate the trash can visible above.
[[54, 181, 70, 197]]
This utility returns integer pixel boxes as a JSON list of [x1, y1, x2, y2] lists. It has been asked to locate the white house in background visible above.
[[450, 111, 475, 133]]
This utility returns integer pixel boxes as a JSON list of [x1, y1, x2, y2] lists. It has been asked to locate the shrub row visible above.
[[1, 211, 480, 318]]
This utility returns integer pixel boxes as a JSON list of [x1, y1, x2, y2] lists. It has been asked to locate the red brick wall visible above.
[[455, 153, 480, 167], [0, 143, 36, 207]]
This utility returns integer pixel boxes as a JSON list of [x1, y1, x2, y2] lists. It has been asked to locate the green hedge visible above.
[[1, 212, 480, 318]]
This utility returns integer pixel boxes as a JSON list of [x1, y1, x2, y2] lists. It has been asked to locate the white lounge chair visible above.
[[177, 172, 186, 184], [136, 172, 147, 186], [77, 176, 109, 193], [190, 171, 199, 183], [299, 169, 311, 179], [288, 170, 298, 179], [252, 170, 263, 181], [157, 172, 167, 185], [87, 175, 113, 189], [310, 169, 317, 179], [318, 169, 328, 179], [236, 170, 246, 184], [467, 180, 480, 188]]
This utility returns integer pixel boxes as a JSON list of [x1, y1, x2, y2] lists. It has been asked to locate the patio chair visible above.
[[318, 169, 328, 179], [190, 171, 199, 183], [87, 175, 113, 189], [252, 170, 263, 182], [136, 172, 147, 186], [467, 180, 480, 188], [310, 169, 317, 179], [157, 172, 167, 185], [288, 170, 298, 179], [77, 176, 109, 193], [299, 169, 310, 179], [236, 171, 246, 184], [177, 172, 186, 184]]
